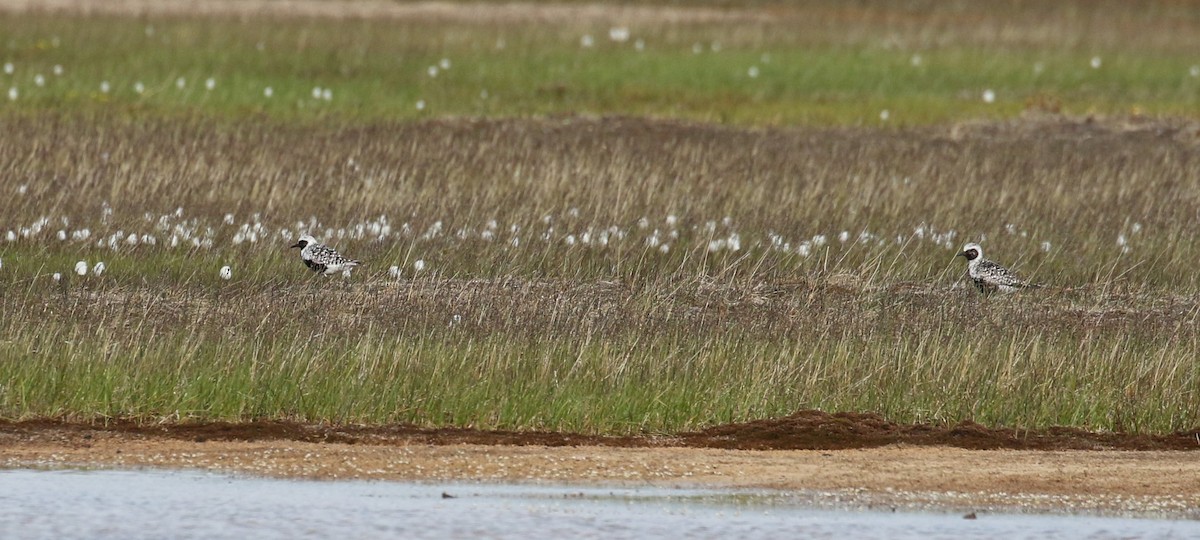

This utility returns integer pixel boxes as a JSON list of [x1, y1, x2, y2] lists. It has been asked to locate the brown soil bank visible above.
[[4, 410, 1198, 451]]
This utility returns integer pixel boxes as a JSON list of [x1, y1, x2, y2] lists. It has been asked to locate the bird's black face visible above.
[[290, 240, 308, 249], [959, 248, 980, 261]]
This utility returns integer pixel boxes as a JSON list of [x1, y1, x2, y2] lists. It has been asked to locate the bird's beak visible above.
[[955, 251, 966, 258], [289, 242, 303, 249]]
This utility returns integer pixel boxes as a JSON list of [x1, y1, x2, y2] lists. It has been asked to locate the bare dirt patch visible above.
[[683, 410, 1200, 451], [5, 410, 1199, 451], [4, 415, 1200, 516]]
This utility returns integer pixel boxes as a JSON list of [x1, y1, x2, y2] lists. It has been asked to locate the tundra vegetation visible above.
[[0, 1, 1197, 434]]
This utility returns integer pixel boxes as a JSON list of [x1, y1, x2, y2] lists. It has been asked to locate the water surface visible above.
[[1, 469, 1196, 539]]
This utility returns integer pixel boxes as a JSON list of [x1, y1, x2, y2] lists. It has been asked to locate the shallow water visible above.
[[1, 469, 1196, 539]]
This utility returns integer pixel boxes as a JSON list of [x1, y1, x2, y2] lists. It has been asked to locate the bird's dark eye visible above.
[[968, 249, 978, 259]]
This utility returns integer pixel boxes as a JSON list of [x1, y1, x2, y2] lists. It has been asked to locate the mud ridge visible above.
[[3, 410, 1199, 451]]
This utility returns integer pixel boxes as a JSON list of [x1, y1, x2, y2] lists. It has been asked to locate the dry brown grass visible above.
[[3, 113, 1199, 287], [1, 113, 1199, 433]]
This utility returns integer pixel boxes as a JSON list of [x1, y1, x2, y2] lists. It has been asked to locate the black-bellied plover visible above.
[[957, 242, 1037, 294], [290, 235, 361, 277]]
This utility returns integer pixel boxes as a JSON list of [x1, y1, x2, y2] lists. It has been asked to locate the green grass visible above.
[[2, 6, 1200, 125], [2, 279, 1196, 433]]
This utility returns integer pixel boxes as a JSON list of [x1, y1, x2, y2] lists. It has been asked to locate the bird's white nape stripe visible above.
[[293, 234, 361, 277], [958, 242, 1033, 294]]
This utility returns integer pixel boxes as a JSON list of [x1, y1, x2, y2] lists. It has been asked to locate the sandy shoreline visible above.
[[4, 426, 1200, 518]]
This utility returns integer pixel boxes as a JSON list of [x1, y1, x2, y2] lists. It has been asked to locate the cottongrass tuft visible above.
[[219, 265, 232, 280], [74, 261, 87, 276]]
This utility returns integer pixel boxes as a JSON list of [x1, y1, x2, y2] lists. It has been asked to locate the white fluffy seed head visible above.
[[92, 262, 105, 276], [52, 272, 61, 282], [75, 260, 88, 276], [413, 259, 426, 272], [219, 265, 232, 280]]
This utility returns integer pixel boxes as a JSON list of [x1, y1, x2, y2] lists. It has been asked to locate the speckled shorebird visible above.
[[290, 234, 361, 277], [957, 242, 1037, 294]]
